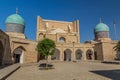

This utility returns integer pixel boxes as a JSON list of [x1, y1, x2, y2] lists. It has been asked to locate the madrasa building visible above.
[[0, 12, 119, 65]]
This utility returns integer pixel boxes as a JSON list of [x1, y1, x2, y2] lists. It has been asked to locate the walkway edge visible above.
[[0, 64, 20, 80]]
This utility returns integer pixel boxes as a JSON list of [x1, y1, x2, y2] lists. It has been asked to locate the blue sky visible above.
[[0, 0, 120, 42]]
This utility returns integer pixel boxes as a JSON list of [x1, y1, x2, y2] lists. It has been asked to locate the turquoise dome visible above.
[[5, 14, 25, 26], [94, 23, 109, 32]]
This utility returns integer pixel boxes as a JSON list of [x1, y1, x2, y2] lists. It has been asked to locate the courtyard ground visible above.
[[6, 61, 120, 80]]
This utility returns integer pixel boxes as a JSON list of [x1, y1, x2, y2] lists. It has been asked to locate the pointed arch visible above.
[[115, 51, 120, 60], [86, 49, 93, 60], [51, 48, 60, 60], [75, 49, 83, 60], [13, 46, 25, 64], [14, 46, 26, 51], [64, 49, 72, 61]]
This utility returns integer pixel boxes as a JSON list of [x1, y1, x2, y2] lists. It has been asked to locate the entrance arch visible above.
[[94, 51, 97, 60], [75, 49, 83, 60], [13, 46, 25, 64], [64, 49, 72, 61], [0, 41, 4, 65], [51, 48, 60, 60], [115, 51, 120, 60], [86, 49, 93, 60]]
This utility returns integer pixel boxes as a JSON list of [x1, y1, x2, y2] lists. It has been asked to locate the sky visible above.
[[0, 0, 120, 43]]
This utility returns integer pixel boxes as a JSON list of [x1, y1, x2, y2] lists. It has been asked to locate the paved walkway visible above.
[[0, 63, 20, 80], [6, 61, 120, 80]]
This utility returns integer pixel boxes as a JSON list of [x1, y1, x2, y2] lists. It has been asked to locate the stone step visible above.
[[0, 63, 20, 80]]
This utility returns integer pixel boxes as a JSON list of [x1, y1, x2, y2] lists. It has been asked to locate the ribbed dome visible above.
[[94, 23, 109, 32], [5, 14, 25, 26]]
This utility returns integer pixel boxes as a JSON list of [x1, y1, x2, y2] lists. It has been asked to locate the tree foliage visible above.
[[37, 38, 56, 58], [114, 41, 120, 52]]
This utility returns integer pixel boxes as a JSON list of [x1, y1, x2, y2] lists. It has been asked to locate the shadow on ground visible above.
[[39, 63, 54, 70], [90, 69, 120, 80], [101, 61, 120, 65]]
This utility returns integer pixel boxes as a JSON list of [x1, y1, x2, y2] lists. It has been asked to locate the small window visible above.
[[59, 37, 65, 42], [39, 33, 43, 36]]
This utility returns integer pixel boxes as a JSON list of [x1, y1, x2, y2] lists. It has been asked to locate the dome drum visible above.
[[95, 31, 109, 40], [6, 23, 24, 33]]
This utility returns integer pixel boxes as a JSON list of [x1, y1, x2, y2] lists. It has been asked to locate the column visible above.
[[60, 43, 64, 61], [72, 42, 75, 61], [84, 48, 87, 61], [92, 50, 95, 61], [48, 55, 51, 61]]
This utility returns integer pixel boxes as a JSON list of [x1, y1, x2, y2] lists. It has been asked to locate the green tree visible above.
[[114, 41, 120, 52], [37, 38, 56, 68], [114, 41, 120, 60]]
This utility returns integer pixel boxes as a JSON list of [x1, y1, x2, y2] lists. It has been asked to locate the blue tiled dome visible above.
[[94, 23, 109, 32]]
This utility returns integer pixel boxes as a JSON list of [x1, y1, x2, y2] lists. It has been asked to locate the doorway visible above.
[[86, 49, 93, 60], [75, 49, 83, 60], [64, 49, 72, 61], [13, 47, 25, 64]]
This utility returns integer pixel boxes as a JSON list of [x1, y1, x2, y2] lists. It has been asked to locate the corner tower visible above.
[[5, 10, 26, 39]]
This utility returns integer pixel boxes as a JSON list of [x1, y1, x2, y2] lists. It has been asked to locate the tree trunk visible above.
[[46, 56, 48, 69]]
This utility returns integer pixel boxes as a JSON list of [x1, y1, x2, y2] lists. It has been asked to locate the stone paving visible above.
[[0, 63, 20, 80], [6, 61, 120, 80]]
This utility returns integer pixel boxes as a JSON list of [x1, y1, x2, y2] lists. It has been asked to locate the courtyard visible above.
[[6, 61, 120, 80]]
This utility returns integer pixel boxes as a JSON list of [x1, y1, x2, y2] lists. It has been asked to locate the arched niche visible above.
[[13, 46, 26, 64], [75, 49, 83, 60], [51, 48, 60, 60], [86, 49, 93, 60], [64, 49, 72, 61]]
